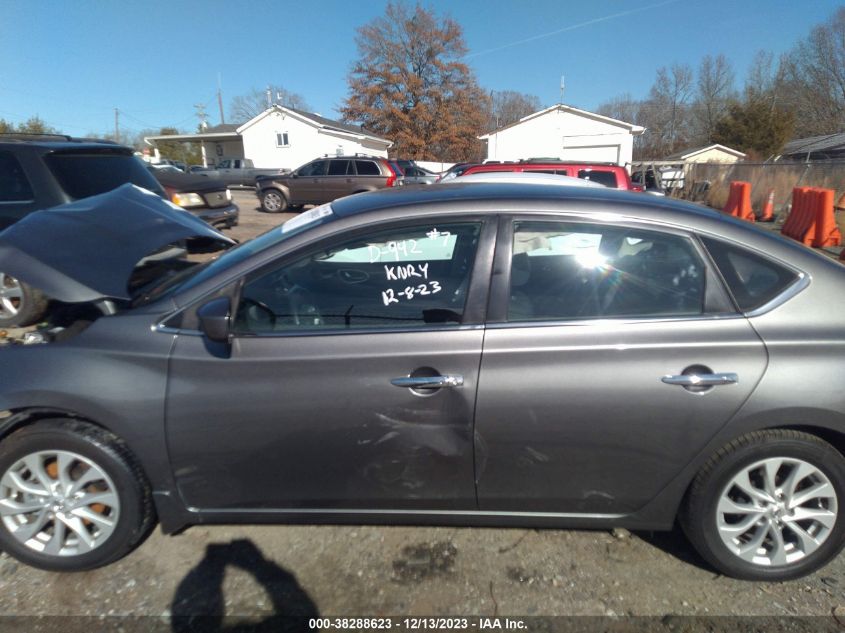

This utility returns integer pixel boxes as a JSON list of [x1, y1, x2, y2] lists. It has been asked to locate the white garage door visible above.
[[560, 145, 621, 164]]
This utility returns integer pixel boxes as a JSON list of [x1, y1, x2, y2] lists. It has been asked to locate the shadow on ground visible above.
[[170, 538, 318, 633], [634, 524, 715, 575]]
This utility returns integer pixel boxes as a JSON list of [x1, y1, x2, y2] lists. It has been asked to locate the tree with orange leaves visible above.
[[341, 2, 489, 162]]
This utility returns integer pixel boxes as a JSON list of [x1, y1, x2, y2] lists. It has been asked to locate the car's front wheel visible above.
[[0, 274, 48, 328], [682, 430, 845, 580], [0, 420, 155, 571], [260, 189, 287, 213]]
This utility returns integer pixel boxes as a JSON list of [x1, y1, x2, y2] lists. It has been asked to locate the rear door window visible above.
[[0, 151, 34, 201], [578, 169, 618, 188], [508, 221, 705, 321], [328, 160, 351, 176]]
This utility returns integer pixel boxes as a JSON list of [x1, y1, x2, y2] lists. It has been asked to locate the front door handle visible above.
[[391, 375, 464, 388], [661, 373, 738, 387]]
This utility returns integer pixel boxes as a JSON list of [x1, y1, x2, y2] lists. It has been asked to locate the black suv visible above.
[[255, 155, 398, 212], [0, 134, 167, 327]]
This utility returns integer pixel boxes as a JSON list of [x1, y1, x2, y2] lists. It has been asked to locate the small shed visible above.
[[664, 144, 746, 164], [478, 104, 645, 166]]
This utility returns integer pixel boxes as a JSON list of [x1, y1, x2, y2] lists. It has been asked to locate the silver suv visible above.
[[255, 155, 398, 212]]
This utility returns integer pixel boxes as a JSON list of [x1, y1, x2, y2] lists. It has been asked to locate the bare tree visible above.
[[780, 7, 845, 136], [597, 93, 651, 159], [636, 64, 693, 157], [229, 86, 311, 124], [596, 93, 640, 124], [488, 90, 541, 130], [693, 54, 736, 142], [745, 50, 777, 101], [341, 2, 489, 161]]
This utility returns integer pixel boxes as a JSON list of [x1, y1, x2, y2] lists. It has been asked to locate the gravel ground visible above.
[[1, 190, 845, 629]]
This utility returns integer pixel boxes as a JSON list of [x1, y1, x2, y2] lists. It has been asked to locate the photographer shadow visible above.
[[171, 538, 319, 633]]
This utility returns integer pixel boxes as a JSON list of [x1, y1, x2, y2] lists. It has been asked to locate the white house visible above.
[[238, 106, 392, 169], [145, 106, 392, 169], [478, 104, 645, 166]]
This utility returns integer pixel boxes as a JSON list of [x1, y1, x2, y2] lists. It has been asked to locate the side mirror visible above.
[[197, 296, 232, 343]]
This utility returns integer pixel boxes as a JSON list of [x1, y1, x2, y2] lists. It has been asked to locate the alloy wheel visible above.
[[263, 191, 283, 212], [0, 450, 120, 556], [0, 273, 23, 320], [716, 457, 837, 567]]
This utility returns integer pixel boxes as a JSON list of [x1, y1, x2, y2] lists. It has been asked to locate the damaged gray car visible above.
[[1, 181, 844, 581]]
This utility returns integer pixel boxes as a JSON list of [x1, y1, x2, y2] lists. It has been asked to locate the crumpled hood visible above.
[[0, 184, 235, 303]]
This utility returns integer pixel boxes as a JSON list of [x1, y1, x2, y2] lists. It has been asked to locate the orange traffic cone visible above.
[[759, 189, 774, 222]]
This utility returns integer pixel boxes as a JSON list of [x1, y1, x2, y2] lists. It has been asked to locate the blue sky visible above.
[[0, 0, 839, 138]]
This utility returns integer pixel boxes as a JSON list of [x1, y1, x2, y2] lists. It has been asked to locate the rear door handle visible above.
[[391, 375, 464, 388], [661, 373, 738, 386]]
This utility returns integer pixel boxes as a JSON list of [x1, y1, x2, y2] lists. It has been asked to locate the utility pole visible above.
[[560, 75, 565, 105], [114, 108, 119, 143], [217, 73, 225, 124], [266, 85, 272, 109], [194, 103, 209, 167]]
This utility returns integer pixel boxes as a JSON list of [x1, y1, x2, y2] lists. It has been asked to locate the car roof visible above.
[[0, 134, 128, 151], [466, 161, 626, 172], [330, 180, 719, 222]]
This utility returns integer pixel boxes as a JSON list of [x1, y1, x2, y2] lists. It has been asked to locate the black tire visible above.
[[0, 278, 49, 328], [260, 188, 288, 213], [0, 419, 156, 571], [681, 429, 845, 581]]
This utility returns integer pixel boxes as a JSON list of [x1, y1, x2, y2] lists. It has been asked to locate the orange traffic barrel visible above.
[[812, 188, 841, 247]]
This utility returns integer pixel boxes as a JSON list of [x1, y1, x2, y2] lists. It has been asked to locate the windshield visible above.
[[136, 204, 337, 305]]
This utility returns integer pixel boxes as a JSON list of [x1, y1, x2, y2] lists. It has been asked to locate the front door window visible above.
[[235, 222, 483, 333]]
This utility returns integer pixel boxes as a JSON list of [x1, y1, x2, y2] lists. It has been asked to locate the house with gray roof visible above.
[[778, 133, 845, 161]]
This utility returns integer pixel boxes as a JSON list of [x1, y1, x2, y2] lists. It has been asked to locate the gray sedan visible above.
[[0, 181, 843, 581]]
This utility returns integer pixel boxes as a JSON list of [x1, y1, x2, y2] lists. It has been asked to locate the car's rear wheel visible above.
[[681, 430, 845, 580], [0, 274, 48, 328], [0, 420, 155, 571], [260, 189, 287, 213]]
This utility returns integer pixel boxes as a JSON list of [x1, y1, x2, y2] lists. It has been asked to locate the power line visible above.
[[466, 0, 682, 59]]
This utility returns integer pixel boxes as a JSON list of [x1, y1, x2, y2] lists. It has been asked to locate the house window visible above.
[[276, 132, 290, 147]]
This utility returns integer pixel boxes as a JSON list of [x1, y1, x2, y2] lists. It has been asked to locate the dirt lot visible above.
[[1, 190, 845, 630]]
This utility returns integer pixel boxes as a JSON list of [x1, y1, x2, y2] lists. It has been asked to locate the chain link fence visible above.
[[682, 161, 845, 223]]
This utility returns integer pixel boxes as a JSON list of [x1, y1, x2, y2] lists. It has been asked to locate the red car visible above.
[[459, 160, 640, 191]]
